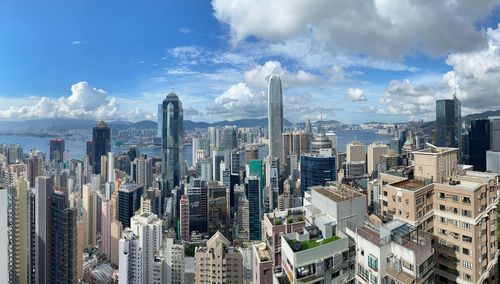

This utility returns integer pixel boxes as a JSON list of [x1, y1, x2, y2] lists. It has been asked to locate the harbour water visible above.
[[0, 129, 390, 166]]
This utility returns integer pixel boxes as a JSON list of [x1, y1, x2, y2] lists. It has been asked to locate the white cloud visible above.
[[243, 61, 319, 88], [212, 0, 497, 59], [0, 82, 154, 121], [72, 41, 82, 45], [178, 27, 192, 34], [209, 82, 267, 118], [346, 88, 367, 102]]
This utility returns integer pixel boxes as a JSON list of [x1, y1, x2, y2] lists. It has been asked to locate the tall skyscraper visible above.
[[436, 95, 462, 149], [118, 183, 144, 229], [35, 175, 54, 284], [50, 191, 77, 284], [367, 142, 389, 175], [468, 119, 490, 171], [299, 154, 336, 196], [246, 176, 261, 241], [161, 92, 184, 191], [49, 138, 65, 164], [268, 74, 283, 164], [82, 184, 97, 248], [346, 141, 366, 163], [157, 103, 162, 138], [92, 121, 111, 174], [119, 228, 143, 283], [8, 177, 29, 283]]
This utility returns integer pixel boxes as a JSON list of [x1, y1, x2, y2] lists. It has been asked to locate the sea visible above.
[[0, 129, 390, 167]]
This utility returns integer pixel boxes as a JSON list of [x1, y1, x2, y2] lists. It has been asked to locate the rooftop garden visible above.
[[287, 235, 340, 251]]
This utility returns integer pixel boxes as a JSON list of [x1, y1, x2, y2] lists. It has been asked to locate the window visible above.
[[462, 222, 472, 230], [440, 217, 446, 223], [439, 205, 446, 211], [452, 195, 459, 202], [462, 210, 472, 218], [462, 197, 471, 204], [439, 192, 446, 199], [402, 260, 414, 271], [383, 191, 387, 196], [370, 272, 378, 284], [463, 273, 472, 282], [462, 235, 472, 243], [416, 197, 423, 206], [462, 248, 470, 255], [462, 260, 472, 269], [368, 255, 378, 271]]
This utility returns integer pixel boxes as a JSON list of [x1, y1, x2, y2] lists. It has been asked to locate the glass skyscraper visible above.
[[92, 121, 111, 174], [246, 176, 261, 241], [436, 95, 461, 150], [268, 75, 283, 164], [300, 154, 336, 196], [161, 92, 184, 190], [469, 119, 490, 171]]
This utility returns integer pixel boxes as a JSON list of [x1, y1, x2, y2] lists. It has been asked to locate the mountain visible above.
[[463, 109, 500, 122]]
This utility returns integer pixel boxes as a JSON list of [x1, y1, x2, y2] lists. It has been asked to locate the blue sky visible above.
[[1, 0, 500, 123]]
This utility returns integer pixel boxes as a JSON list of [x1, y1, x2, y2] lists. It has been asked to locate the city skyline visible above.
[[2, 2, 500, 124]]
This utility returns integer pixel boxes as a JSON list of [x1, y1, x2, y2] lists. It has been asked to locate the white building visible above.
[[130, 212, 163, 284], [162, 237, 185, 284], [119, 228, 143, 284]]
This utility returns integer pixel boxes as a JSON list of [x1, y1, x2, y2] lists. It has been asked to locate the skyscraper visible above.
[[157, 103, 162, 138], [246, 176, 261, 241], [161, 92, 184, 191], [82, 184, 97, 248], [436, 95, 462, 149], [118, 183, 144, 229], [92, 121, 111, 174], [299, 154, 336, 196], [468, 119, 490, 171], [35, 175, 54, 284], [119, 228, 143, 283], [49, 138, 65, 164], [268, 74, 283, 164]]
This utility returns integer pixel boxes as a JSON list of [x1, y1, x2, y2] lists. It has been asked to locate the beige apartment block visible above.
[[368, 142, 389, 175]]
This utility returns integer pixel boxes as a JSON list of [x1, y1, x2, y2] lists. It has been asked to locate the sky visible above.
[[1, 0, 500, 124]]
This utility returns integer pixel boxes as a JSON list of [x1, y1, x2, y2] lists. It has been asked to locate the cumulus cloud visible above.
[[209, 82, 267, 118], [444, 25, 500, 113], [243, 61, 318, 88], [0, 82, 152, 121], [346, 88, 367, 102], [212, 0, 497, 59]]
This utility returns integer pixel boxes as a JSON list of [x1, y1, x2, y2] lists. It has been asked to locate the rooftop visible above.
[[254, 243, 272, 262], [413, 143, 458, 155], [390, 179, 428, 191], [310, 184, 363, 202]]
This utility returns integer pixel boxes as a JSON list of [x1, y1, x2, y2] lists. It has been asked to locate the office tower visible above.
[[468, 119, 490, 171], [207, 182, 229, 237], [246, 176, 261, 241], [380, 150, 399, 172], [252, 243, 273, 284], [346, 220, 434, 284], [325, 132, 338, 149], [487, 117, 500, 173], [212, 149, 225, 182], [82, 184, 97, 248], [194, 232, 243, 284], [208, 127, 217, 157], [346, 141, 366, 163], [310, 133, 333, 155], [7, 177, 29, 283], [192, 136, 208, 166], [118, 183, 144, 229], [110, 219, 123, 265], [163, 237, 185, 284], [179, 195, 190, 241], [268, 74, 284, 163], [119, 228, 143, 284], [49, 138, 65, 164], [275, 184, 363, 283], [230, 148, 242, 175], [35, 175, 54, 284], [92, 121, 111, 175], [264, 156, 279, 211], [187, 179, 208, 234], [101, 199, 112, 260], [367, 142, 389, 175], [2, 163, 27, 187], [130, 212, 162, 284], [76, 219, 83, 279], [436, 95, 462, 149], [161, 92, 184, 190], [107, 152, 115, 183], [157, 104, 162, 137], [27, 150, 43, 187], [50, 191, 77, 284], [299, 154, 336, 195], [221, 126, 238, 151]]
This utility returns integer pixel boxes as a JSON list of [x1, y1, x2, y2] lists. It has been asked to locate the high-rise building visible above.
[[436, 95, 462, 149], [487, 117, 500, 173], [161, 92, 184, 190], [92, 121, 111, 174], [35, 175, 54, 284], [299, 154, 336, 196], [0, 187, 8, 283], [162, 237, 185, 284], [325, 132, 338, 149], [179, 195, 190, 241], [49, 138, 65, 164], [310, 133, 333, 155], [187, 179, 208, 234], [367, 142, 389, 175], [119, 228, 143, 283], [82, 184, 97, 248], [130, 211, 162, 284], [194, 232, 243, 284], [268, 74, 283, 164], [27, 150, 43, 187], [468, 119, 490, 171], [101, 199, 112, 260], [207, 182, 229, 237], [157, 103, 162, 138], [50, 190, 77, 284], [221, 126, 238, 151], [134, 156, 153, 188], [118, 183, 144, 229], [346, 141, 366, 163], [252, 243, 273, 284], [246, 176, 261, 241]]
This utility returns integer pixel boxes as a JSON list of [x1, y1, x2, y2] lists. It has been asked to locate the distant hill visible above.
[[463, 109, 500, 122]]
